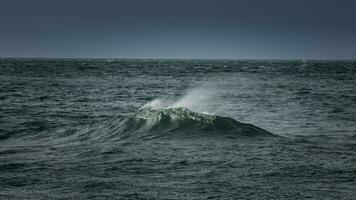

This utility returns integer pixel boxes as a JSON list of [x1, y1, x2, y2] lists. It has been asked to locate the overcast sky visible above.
[[1, 0, 356, 59]]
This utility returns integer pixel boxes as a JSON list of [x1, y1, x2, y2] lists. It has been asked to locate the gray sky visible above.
[[1, 0, 356, 59]]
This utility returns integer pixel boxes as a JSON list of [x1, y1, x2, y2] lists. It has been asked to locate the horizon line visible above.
[[1, 56, 356, 61]]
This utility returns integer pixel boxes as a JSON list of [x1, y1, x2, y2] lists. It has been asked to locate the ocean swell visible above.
[[87, 106, 276, 142], [136, 107, 272, 135], [15, 105, 275, 146]]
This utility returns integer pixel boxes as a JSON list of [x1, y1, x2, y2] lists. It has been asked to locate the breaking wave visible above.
[[135, 107, 272, 134], [76, 106, 275, 142]]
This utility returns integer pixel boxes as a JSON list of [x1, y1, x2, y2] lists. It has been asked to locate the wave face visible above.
[[9, 106, 274, 146], [100, 107, 274, 141]]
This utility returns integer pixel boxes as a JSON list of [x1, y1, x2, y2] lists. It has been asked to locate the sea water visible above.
[[1, 59, 356, 199]]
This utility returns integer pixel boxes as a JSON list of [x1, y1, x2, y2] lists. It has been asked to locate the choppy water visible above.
[[1, 59, 356, 199]]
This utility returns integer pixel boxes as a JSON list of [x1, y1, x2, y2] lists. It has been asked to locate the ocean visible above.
[[1, 59, 356, 199]]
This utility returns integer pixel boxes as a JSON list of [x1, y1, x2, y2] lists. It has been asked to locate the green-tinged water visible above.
[[1, 59, 356, 199]]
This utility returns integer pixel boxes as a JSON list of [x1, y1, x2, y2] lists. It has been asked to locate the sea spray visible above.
[[143, 87, 220, 115]]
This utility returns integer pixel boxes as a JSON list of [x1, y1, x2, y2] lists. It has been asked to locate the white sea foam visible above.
[[142, 87, 217, 115]]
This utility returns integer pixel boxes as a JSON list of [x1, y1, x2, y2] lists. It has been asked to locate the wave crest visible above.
[[131, 107, 273, 137]]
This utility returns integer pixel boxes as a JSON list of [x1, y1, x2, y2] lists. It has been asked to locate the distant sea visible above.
[[1, 59, 356, 199]]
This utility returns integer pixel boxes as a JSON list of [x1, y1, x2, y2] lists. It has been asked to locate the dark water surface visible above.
[[1, 59, 356, 199]]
